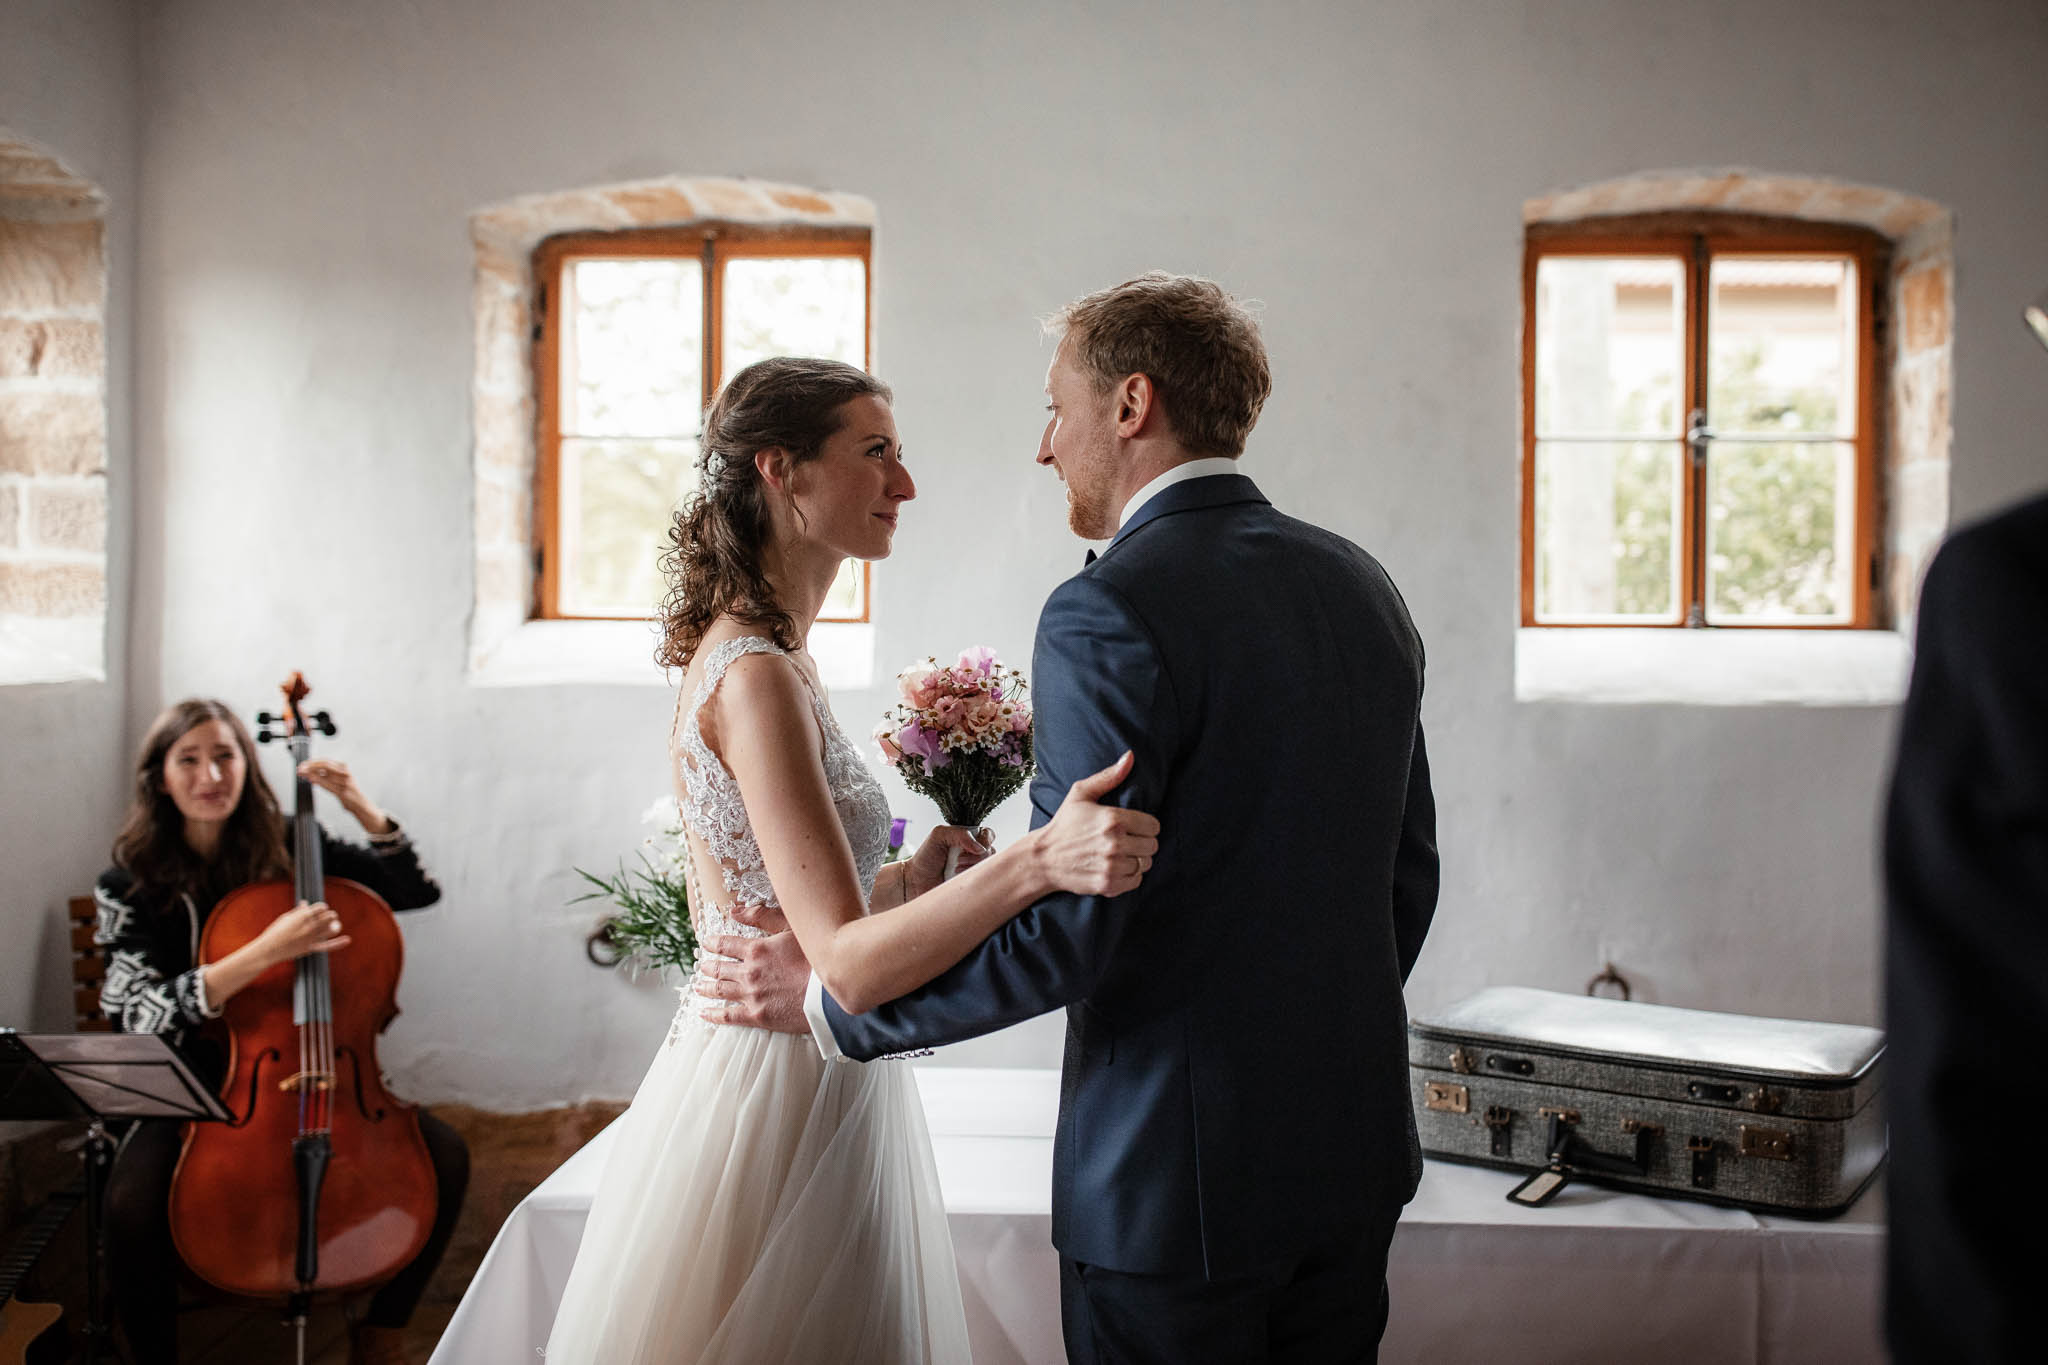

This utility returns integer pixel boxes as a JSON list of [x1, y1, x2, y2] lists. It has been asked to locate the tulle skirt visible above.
[[543, 998, 972, 1364]]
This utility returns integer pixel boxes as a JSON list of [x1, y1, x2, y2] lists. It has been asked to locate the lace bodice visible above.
[[671, 635, 891, 953]]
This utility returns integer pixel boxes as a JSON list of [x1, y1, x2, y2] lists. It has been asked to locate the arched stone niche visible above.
[[1524, 170, 1954, 636], [0, 128, 109, 684], [467, 176, 875, 681]]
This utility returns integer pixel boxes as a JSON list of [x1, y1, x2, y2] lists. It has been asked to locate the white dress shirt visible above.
[[801, 458, 1245, 1061]]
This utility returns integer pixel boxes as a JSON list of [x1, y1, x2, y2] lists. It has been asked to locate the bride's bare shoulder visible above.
[[699, 643, 808, 741]]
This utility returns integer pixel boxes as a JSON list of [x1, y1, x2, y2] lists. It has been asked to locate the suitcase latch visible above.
[[1424, 1081, 1469, 1114], [1449, 1046, 1477, 1075], [1743, 1087, 1784, 1115], [1538, 1106, 1580, 1125], [1688, 1135, 1717, 1189], [1738, 1125, 1794, 1161], [1482, 1105, 1515, 1158]]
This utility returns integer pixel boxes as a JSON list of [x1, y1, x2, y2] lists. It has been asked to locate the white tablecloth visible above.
[[431, 1068, 1881, 1365]]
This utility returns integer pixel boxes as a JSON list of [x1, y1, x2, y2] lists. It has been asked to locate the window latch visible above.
[[1685, 408, 1714, 467]]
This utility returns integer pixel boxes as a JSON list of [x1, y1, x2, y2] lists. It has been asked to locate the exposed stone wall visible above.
[[467, 176, 875, 670], [1524, 169, 1955, 633], [1887, 216, 1953, 629], [0, 132, 108, 664]]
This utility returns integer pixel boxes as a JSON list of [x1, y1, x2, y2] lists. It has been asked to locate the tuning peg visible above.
[[256, 711, 278, 725], [256, 728, 280, 744], [313, 711, 337, 736]]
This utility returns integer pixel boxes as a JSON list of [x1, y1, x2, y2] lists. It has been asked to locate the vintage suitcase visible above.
[[1408, 987, 1885, 1216]]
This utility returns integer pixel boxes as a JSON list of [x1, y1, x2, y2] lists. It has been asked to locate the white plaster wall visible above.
[[0, 0, 138, 1033], [127, 0, 2048, 1108]]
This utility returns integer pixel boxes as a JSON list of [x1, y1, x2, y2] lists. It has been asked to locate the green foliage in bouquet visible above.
[[894, 746, 1035, 827]]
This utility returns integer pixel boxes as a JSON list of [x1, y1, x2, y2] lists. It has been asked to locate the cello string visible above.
[[299, 958, 310, 1135], [314, 954, 325, 1132], [319, 953, 332, 1132]]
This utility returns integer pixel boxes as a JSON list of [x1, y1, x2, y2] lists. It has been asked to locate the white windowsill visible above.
[[0, 616, 105, 686], [1514, 627, 1911, 706], [469, 618, 876, 691]]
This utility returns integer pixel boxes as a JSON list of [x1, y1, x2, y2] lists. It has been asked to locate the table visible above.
[[430, 1068, 1881, 1364]]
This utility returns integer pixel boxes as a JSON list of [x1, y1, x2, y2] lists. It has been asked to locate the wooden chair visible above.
[[66, 897, 110, 1032]]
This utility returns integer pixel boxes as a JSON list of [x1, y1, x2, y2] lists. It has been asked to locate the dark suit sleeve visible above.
[[822, 572, 1177, 1060], [319, 824, 442, 912], [1392, 723, 1438, 983], [1883, 509, 2048, 1358], [1887, 518, 2048, 1022]]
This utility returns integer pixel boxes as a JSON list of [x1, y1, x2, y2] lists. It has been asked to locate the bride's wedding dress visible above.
[[544, 635, 971, 1363]]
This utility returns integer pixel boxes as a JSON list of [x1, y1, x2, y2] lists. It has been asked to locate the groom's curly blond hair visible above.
[[1050, 273, 1272, 458]]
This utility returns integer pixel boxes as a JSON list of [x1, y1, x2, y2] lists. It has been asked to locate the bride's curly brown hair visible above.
[[656, 357, 893, 669]]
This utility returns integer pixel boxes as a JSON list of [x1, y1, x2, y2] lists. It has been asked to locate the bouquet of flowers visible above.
[[572, 795, 698, 977], [876, 647, 1035, 870]]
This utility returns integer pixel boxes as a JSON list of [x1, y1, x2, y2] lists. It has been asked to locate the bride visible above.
[[543, 357, 1161, 1363]]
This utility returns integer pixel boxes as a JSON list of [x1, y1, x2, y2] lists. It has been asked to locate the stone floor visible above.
[[2, 1101, 624, 1364]]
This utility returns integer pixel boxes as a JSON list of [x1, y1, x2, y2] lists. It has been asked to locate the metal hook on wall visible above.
[[1585, 960, 1633, 1001], [585, 918, 625, 969]]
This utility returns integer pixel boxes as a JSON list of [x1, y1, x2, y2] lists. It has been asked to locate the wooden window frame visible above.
[[1521, 213, 1886, 630], [532, 223, 875, 621]]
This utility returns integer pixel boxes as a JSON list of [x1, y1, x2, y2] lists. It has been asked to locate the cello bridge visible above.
[[278, 1070, 335, 1094]]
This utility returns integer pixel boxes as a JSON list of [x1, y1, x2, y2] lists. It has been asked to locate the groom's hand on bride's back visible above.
[[697, 905, 811, 1034]]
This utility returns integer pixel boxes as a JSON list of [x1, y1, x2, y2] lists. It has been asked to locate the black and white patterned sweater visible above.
[[93, 825, 441, 1084]]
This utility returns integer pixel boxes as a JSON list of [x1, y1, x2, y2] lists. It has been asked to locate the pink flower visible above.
[[1007, 705, 1032, 733], [900, 662, 942, 709], [967, 697, 1002, 733], [896, 722, 948, 768], [932, 695, 967, 730], [874, 722, 904, 764], [957, 645, 999, 677]]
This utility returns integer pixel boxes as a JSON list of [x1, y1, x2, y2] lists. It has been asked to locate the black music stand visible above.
[[0, 1030, 230, 1365]]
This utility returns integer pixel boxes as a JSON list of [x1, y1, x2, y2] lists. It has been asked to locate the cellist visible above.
[[93, 698, 468, 1365]]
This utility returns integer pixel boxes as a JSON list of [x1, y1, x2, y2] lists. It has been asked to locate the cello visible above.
[[166, 674, 437, 1349]]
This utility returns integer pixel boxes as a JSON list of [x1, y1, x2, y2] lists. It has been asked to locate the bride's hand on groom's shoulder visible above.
[[1034, 752, 1162, 899]]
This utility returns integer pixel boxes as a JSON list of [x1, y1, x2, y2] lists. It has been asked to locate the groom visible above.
[[705, 273, 1438, 1363]]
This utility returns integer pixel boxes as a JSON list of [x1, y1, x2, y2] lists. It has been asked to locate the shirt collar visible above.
[[1115, 456, 1243, 534]]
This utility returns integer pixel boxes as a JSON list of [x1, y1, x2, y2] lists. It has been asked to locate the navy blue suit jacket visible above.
[[824, 472, 1438, 1276]]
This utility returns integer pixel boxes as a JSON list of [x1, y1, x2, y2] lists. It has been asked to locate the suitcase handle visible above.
[[1547, 1113, 1659, 1178]]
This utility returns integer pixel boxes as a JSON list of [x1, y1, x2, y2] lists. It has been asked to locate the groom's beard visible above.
[[1066, 481, 1114, 540]]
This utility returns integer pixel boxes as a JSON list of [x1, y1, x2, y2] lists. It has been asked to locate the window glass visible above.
[[1535, 256, 1684, 439], [1706, 440, 1856, 622], [722, 256, 867, 377], [1708, 258, 1856, 437], [1534, 440, 1682, 621], [566, 259, 703, 438]]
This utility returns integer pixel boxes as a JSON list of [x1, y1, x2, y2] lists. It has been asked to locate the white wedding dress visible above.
[[544, 635, 972, 1364]]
